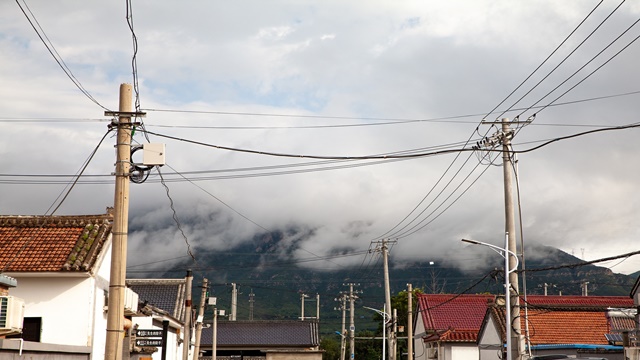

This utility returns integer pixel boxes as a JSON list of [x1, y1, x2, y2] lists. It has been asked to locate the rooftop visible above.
[[0, 213, 113, 273]]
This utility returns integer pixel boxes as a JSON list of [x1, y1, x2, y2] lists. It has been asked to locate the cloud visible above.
[[2, 1, 640, 276]]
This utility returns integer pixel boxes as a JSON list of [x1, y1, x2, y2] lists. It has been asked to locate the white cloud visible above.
[[2, 1, 640, 276]]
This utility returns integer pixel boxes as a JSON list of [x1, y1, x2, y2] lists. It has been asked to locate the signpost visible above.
[[135, 328, 164, 349], [136, 329, 163, 338], [135, 338, 163, 347]]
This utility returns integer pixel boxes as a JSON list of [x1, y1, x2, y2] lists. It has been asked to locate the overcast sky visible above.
[[1, 1, 639, 275]]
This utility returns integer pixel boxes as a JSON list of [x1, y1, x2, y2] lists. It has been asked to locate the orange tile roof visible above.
[[0, 213, 113, 272], [524, 310, 609, 345]]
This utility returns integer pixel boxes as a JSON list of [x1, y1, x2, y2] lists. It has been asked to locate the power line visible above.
[[489, 0, 605, 120], [14, 0, 110, 111], [140, 88, 640, 129], [44, 129, 114, 215], [3, 122, 637, 186], [517, 11, 640, 119]]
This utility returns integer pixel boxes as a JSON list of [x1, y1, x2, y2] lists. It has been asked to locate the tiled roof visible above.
[[525, 310, 609, 345], [417, 293, 494, 343], [483, 296, 636, 346], [608, 313, 636, 331], [126, 279, 186, 322], [524, 295, 634, 309], [0, 213, 113, 272], [200, 320, 319, 348]]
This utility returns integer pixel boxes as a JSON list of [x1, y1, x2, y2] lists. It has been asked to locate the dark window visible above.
[[7, 317, 42, 342]]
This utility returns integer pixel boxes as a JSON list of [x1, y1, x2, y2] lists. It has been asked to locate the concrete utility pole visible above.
[[212, 308, 218, 360], [249, 289, 255, 321], [407, 283, 413, 360], [230, 283, 237, 321], [500, 118, 524, 360], [335, 294, 347, 360], [183, 270, 193, 360], [316, 293, 320, 320], [300, 293, 309, 320], [104, 83, 135, 360], [373, 239, 397, 360], [344, 283, 360, 360], [581, 281, 589, 296], [476, 117, 530, 359], [193, 278, 208, 360]]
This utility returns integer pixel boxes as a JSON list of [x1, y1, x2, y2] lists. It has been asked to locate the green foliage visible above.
[[354, 330, 382, 360], [320, 335, 341, 360]]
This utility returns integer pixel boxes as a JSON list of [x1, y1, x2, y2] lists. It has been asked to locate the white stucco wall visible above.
[[478, 316, 502, 360], [449, 345, 478, 359], [8, 238, 112, 360], [9, 276, 100, 349], [414, 311, 428, 360]]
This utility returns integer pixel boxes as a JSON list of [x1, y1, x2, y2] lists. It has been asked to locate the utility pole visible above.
[[407, 283, 413, 360], [373, 239, 397, 360], [212, 308, 218, 360], [477, 118, 527, 359], [581, 281, 589, 296], [316, 293, 320, 320], [300, 293, 309, 320], [344, 283, 360, 360], [249, 289, 255, 321], [193, 278, 208, 360], [182, 270, 193, 360], [500, 118, 524, 360], [335, 294, 347, 360], [104, 83, 144, 360], [230, 283, 237, 321], [392, 308, 398, 359]]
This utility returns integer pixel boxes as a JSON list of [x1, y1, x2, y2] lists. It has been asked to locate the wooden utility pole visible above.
[[407, 283, 413, 360], [104, 83, 133, 360], [193, 278, 208, 360], [183, 270, 193, 360]]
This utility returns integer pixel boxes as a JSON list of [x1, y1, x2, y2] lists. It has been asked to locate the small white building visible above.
[[0, 212, 122, 359], [127, 279, 188, 360]]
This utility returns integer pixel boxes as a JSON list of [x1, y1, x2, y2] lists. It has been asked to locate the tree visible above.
[[371, 288, 424, 360], [320, 335, 341, 360]]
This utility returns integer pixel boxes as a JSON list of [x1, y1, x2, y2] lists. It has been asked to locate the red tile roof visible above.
[[417, 293, 494, 343], [524, 295, 634, 309], [0, 213, 113, 272]]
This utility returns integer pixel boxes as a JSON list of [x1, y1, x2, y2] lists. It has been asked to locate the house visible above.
[[477, 295, 635, 360], [126, 278, 188, 360], [199, 320, 322, 360], [0, 211, 124, 359], [414, 293, 494, 360]]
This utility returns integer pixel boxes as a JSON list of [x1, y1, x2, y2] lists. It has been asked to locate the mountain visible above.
[[129, 231, 637, 334]]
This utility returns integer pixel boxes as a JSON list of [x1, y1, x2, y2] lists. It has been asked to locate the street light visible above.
[[363, 305, 390, 360], [462, 233, 519, 360]]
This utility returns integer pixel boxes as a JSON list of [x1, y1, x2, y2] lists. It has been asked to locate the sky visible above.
[[1, 1, 640, 276]]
